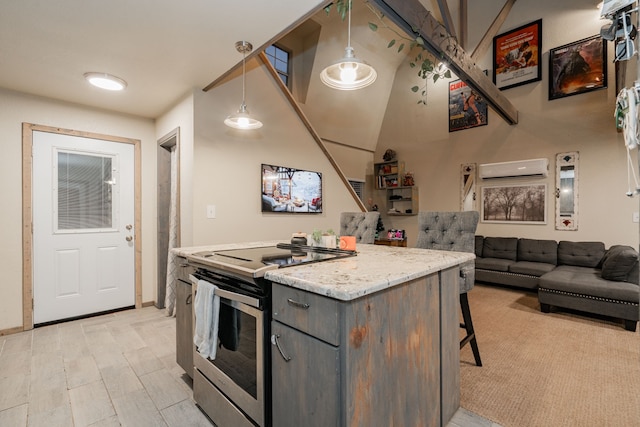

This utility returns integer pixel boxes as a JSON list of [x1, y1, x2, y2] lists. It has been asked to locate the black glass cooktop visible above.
[[213, 244, 355, 268]]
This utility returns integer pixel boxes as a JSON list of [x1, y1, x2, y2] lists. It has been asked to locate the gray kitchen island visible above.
[[174, 242, 473, 427]]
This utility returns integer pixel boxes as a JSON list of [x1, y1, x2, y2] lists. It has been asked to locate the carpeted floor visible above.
[[459, 284, 640, 427]]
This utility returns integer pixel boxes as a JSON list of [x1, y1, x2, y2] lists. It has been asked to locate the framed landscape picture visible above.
[[481, 184, 547, 224], [449, 79, 488, 132], [493, 19, 542, 90], [549, 35, 607, 100]]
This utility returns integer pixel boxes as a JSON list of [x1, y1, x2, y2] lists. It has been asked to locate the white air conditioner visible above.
[[479, 158, 549, 179]]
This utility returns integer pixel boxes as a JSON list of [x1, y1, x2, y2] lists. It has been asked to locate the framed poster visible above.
[[481, 184, 547, 224], [449, 79, 488, 132], [549, 35, 607, 100], [493, 19, 542, 90]]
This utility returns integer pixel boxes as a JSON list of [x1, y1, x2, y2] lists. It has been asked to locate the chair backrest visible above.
[[416, 211, 479, 293], [339, 212, 380, 244], [416, 211, 479, 253]]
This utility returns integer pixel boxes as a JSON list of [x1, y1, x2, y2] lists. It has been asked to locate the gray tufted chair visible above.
[[339, 212, 380, 244], [416, 211, 482, 366]]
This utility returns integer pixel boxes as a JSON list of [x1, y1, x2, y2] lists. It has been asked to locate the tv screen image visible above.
[[261, 164, 322, 213]]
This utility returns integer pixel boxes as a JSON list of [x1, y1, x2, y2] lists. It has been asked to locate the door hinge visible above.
[[32, 298, 34, 309]]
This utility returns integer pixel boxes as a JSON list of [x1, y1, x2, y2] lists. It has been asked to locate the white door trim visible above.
[[22, 123, 142, 330]]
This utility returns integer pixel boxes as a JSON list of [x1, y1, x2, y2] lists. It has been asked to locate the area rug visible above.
[[459, 284, 640, 427]]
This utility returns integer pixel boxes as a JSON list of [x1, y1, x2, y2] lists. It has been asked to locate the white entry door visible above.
[[32, 131, 135, 324]]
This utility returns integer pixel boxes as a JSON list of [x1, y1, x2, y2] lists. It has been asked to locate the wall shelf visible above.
[[375, 160, 418, 216]]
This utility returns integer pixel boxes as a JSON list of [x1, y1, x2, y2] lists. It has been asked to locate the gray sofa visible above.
[[475, 236, 639, 331]]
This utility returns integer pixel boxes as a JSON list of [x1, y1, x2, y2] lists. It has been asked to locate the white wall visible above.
[[189, 58, 362, 245], [0, 88, 157, 331], [375, 0, 639, 249]]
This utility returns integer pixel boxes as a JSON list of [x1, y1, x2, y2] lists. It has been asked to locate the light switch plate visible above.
[[207, 205, 216, 219], [633, 212, 639, 223]]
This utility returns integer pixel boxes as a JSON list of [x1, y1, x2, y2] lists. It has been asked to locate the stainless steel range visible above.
[[186, 243, 355, 427]]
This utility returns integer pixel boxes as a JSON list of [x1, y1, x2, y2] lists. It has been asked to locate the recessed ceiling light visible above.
[[84, 72, 127, 91]]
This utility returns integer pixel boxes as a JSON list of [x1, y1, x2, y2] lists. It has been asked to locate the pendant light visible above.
[[224, 41, 263, 130], [320, 0, 377, 90]]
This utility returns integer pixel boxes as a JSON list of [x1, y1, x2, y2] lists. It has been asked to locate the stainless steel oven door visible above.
[[190, 275, 265, 427]]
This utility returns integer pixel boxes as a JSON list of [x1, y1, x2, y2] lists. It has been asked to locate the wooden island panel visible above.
[[343, 272, 441, 426], [271, 267, 459, 427]]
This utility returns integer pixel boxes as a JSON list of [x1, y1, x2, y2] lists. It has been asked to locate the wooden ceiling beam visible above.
[[471, 0, 517, 61], [436, 0, 457, 39], [459, 0, 467, 49], [370, 0, 518, 125]]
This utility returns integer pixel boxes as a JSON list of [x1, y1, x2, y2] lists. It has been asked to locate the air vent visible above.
[[479, 158, 548, 179]]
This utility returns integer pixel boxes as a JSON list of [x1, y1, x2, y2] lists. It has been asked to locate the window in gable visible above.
[[265, 45, 290, 87]]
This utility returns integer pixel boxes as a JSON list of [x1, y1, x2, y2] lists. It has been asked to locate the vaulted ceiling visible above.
[[1, 1, 510, 124], [0, 0, 325, 118], [0, 0, 482, 118]]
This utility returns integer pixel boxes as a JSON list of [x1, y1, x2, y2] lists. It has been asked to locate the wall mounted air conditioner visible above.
[[479, 158, 549, 179]]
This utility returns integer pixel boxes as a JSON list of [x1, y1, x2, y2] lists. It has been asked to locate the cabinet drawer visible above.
[[272, 283, 340, 346]]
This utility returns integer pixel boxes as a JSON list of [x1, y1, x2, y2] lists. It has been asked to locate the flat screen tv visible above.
[[261, 163, 322, 213]]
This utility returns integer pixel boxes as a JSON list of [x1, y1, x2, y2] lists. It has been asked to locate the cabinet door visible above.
[[175, 279, 193, 377], [271, 321, 340, 427]]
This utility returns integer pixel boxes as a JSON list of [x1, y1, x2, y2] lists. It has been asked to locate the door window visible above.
[[55, 150, 117, 232]]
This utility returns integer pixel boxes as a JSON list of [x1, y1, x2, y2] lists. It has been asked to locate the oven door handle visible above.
[[189, 274, 261, 308]]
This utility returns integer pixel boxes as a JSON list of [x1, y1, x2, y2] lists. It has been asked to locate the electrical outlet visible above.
[[207, 205, 216, 219], [633, 212, 639, 223]]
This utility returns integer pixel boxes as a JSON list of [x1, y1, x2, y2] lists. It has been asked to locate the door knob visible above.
[[126, 224, 133, 230], [126, 236, 133, 242]]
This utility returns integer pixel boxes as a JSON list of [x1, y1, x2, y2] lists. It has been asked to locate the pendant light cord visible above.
[[347, 0, 352, 49], [242, 48, 246, 107]]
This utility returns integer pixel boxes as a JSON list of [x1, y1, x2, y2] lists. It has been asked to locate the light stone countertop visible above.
[[172, 241, 474, 301]]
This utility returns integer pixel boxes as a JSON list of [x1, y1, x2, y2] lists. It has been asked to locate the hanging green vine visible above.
[[366, 4, 451, 105]]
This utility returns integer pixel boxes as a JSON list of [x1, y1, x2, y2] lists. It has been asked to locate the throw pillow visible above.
[[601, 245, 639, 283]]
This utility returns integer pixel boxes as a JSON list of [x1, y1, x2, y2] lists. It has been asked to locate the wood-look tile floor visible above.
[[0, 306, 210, 427], [0, 306, 498, 427]]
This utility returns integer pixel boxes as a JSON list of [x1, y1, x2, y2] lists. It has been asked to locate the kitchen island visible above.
[[174, 241, 473, 427]]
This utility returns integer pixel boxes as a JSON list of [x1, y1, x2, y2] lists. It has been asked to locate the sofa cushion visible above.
[[482, 237, 518, 261], [601, 245, 639, 284], [475, 235, 484, 258], [557, 241, 605, 268], [476, 257, 515, 272], [509, 261, 556, 277], [540, 265, 640, 303], [518, 238, 557, 264]]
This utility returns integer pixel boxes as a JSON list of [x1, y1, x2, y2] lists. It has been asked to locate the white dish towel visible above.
[[193, 279, 220, 360]]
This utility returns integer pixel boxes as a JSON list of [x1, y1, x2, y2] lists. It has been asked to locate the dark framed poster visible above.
[[549, 35, 607, 100], [449, 79, 488, 132], [493, 19, 542, 90]]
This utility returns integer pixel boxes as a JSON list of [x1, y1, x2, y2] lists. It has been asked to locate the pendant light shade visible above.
[[320, 0, 377, 90], [225, 41, 263, 130]]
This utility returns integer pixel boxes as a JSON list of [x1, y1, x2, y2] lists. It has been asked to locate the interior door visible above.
[[32, 131, 135, 324]]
